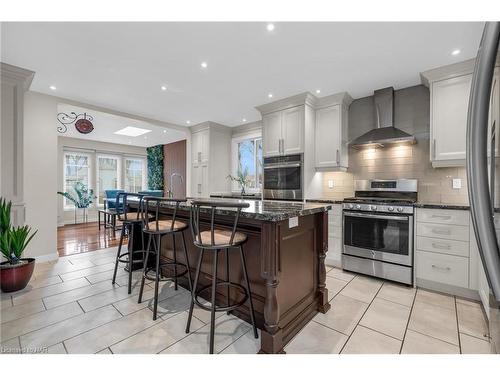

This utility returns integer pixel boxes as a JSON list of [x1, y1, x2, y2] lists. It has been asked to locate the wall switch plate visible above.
[[452, 178, 462, 189], [289, 217, 298, 228], [328, 180, 334, 189]]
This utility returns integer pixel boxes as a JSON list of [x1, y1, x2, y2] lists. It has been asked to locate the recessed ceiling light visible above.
[[316, 89, 321, 94], [200, 62, 208, 69], [128, 141, 132, 144], [242, 118, 247, 122], [114, 126, 152, 137], [163, 130, 167, 133], [268, 93, 273, 98], [186, 120, 191, 125], [49, 85, 56, 90], [266, 23, 275, 32], [161, 85, 167, 91], [451, 49, 461, 56]]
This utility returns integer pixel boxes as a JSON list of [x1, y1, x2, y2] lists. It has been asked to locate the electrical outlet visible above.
[[328, 180, 334, 189], [452, 178, 462, 189]]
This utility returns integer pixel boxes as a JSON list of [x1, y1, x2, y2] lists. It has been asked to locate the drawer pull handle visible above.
[[431, 228, 451, 235], [432, 242, 452, 250], [430, 214, 452, 220], [431, 264, 451, 271]]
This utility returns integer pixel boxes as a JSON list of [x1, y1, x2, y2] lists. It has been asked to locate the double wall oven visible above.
[[263, 154, 303, 201], [342, 179, 417, 285]]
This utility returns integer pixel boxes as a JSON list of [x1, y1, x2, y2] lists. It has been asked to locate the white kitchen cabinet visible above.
[[261, 106, 304, 157], [189, 122, 231, 197], [282, 106, 304, 155], [326, 204, 343, 267], [314, 93, 351, 170], [262, 111, 283, 157], [422, 61, 500, 168]]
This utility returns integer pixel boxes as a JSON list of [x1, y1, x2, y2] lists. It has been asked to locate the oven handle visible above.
[[343, 211, 409, 221], [263, 163, 302, 169]]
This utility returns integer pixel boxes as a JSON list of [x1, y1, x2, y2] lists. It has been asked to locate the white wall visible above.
[[57, 137, 147, 225], [24, 92, 59, 261]]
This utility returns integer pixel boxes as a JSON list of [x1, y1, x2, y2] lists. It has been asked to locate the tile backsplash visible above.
[[320, 84, 469, 205]]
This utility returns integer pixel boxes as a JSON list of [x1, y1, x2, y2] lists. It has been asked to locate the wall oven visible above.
[[263, 154, 303, 201]]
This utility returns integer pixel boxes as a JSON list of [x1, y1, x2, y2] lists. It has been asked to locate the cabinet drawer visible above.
[[417, 208, 469, 226], [417, 222, 469, 242], [416, 250, 469, 288], [416, 236, 469, 257]]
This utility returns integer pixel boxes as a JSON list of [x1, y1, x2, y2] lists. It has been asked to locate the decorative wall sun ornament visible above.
[[56, 112, 95, 134]]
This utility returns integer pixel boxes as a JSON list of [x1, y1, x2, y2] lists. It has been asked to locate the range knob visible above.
[[397, 207, 404, 213], [370, 205, 377, 211], [347, 203, 354, 209], [388, 206, 394, 212], [355, 204, 361, 210]]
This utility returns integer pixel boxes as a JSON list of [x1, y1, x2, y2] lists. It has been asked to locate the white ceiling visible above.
[[1, 22, 485, 127], [57, 104, 186, 147]]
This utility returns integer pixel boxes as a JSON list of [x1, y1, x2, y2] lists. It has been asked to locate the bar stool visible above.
[[137, 197, 193, 321], [111, 192, 148, 294], [185, 200, 258, 354]]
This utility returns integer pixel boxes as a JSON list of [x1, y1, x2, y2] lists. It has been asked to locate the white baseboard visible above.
[[34, 252, 59, 263]]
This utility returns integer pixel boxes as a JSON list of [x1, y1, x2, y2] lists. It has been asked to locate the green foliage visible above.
[[147, 145, 164, 190], [0, 197, 38, 264], [57, 181, 95, 208], [227, 167, 251, 194]]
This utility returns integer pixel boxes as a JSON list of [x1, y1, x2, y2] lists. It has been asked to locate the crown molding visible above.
[[255, 92, 318, 115], [1, 62, 35, 90]]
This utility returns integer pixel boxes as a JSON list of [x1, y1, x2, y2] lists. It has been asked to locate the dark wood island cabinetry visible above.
[[129, 198, 332, 353]]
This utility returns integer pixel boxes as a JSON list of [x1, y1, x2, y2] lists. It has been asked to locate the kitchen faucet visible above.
[[168, 173, 184, 198]]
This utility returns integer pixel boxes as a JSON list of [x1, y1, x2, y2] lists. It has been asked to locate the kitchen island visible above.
[[129, 198, 332, 353]]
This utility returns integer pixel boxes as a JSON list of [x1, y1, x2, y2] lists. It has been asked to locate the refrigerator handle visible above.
[[467, 21, 500, 303]]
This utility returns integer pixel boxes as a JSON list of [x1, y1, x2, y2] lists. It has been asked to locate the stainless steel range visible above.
[[342, 179, 418, 285]]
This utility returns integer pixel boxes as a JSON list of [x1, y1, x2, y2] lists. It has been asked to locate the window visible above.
[[63, 152, 91, 208], [96, 155, 120, 205], [232, 134, 263, 192], [124, 158, 145, 193]]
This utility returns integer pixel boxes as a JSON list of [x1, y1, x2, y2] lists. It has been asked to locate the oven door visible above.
[[263, 164, 302, 200], [343, 211, 413, 266]]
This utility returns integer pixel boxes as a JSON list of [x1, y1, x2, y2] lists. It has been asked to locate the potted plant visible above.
[[0, 198, 38, 293], [227, 167, 252, 195], [57, 181, 96, 224]]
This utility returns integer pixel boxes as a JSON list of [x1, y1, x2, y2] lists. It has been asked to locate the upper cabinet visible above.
[[314, 93, 352, 170], [261, 105, 305, 157], [421, 59, 500, 168], [191, 128, 210, 164]]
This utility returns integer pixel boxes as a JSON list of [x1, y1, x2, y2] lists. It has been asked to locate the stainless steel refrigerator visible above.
[[467, 21, 500, 354]]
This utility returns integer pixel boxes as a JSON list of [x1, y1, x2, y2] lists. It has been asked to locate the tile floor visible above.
[[0, 248, 493, 354]]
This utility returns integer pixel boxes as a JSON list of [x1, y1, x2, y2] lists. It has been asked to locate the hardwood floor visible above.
[[57, 222, 126, 257]]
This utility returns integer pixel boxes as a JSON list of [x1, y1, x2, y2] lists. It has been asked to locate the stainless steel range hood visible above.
[[349, 87, 416, 149]]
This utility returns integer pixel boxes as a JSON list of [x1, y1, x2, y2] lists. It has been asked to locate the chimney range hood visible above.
[[349, 87, 416, 149]]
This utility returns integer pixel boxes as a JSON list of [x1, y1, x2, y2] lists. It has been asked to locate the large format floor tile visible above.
[[42, 279, 116, 309], [339, 275, 382, 304], [286, 320, 348, 354], [328, 267, 355, 282], [414, 289, 455, 310], [401, 329, 460, 354], [27, 275, 63, 290], [19, 304, 122, 349], [359, 298, 411, 340], [0, 299, 46, 324], [1, 302, 83, 341], [377, 282, 416, 307], [460, 333, 492, 354], [408, 300, 459, 345], [77, 282, 152, 312], [326, 275, 348, 301], [111, 311, 205, 354], [160, 314, 251, 354], [64, 308, 160, 353], [220, 329, 261, 354], [59, 262, 116, 282], [456, 302, 489, 340], [341, 326, 401, 354], [313, 293, 368, 335]]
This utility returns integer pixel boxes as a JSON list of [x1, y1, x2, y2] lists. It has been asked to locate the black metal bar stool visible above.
[[185, 200, 258, 354], [137, 197, 193, 321], [111, 192, 148, 294]]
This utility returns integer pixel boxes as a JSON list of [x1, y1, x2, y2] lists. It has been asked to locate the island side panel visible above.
[[259, 212, 329, 354]]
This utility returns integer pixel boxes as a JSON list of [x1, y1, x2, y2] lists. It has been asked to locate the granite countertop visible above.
[[209, 192, 262, 200], [414, 202, 470, 210], [129, 196, 332, 222], [306, 198, 344, 204]]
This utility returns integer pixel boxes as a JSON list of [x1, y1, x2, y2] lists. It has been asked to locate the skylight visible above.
[[114, 126, 152, 137]]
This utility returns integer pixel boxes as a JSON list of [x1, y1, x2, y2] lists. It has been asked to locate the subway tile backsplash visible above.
[[320, 84, 470, 205]]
